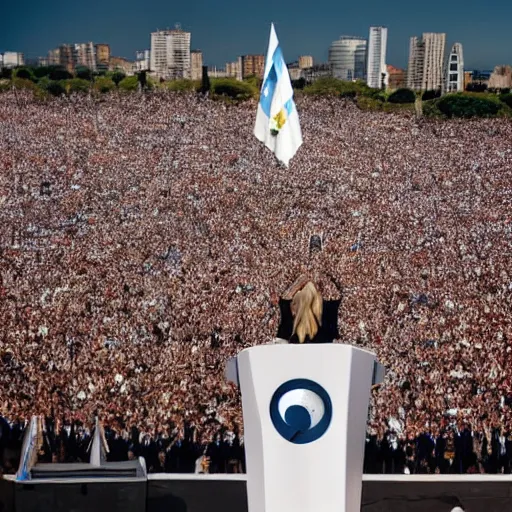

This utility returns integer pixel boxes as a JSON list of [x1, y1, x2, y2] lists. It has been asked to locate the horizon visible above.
[[2, 0, 511, 71]]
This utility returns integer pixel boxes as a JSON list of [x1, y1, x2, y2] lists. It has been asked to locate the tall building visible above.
[[488, 65, 512, 89], [407, 37, 424, 90], [135, 50, 151, 72], [240, 55, 265, 79], [74, 42, 96, 71], [48, 48, 60, 66], [150, 27, 191, 79], [328, 36, 367, 81], [446, 43, 464, 92], [298, 55, 313, 69], [0, 51, 24, 68], [407, 33, 446, 91], [150, 31, 168, 77], [59, 44, 75, 73], [191, 50, 203, 80], [95, 44, 110, 72], [225, 61, 241, 80], [366, 26, 388, 89]]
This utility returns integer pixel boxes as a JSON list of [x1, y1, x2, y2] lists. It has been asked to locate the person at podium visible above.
[[274, 275, 341, 344]]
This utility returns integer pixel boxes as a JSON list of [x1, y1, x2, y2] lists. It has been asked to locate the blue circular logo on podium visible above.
[[269, 379, 332, 444]]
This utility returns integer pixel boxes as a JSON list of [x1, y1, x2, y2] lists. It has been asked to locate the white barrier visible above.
[[145, 473, 512, 482]]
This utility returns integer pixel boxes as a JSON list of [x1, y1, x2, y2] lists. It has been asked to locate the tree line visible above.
[[1, 66, 512, 119]]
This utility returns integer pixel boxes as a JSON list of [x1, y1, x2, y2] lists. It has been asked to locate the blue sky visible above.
[[2, 0, 509, 70]]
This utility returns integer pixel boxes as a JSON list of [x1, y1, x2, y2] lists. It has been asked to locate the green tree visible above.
[[46, 80, 66, 96], [437, 94, 501, 118], [357, 96, 384, 111], [422, 89, 441, 101], [63, 78, 91, 94], [499, 93, 512, 109], [0, 79, 11, 93], [13, 78, 37, 91], [353, 80, 379, 97], [111, 71, 126, 86], [37, 76, 51, 91], [49, 67, 73, 81], [304, 77, 345, 96], [421, 99, 445, 118], [388, 88, 416, 104], [244, 74, 262, 91], [303, 77, 374, 98], [94, 77, 116, 93], [118, 76, 139, 92], [166, 79, 200, 92], [14, 67, 36, 81], [211, 78, 257, 100], [34, 66, 51, 79], [75, 66, 93, 81], [0, 68, 13, 79]]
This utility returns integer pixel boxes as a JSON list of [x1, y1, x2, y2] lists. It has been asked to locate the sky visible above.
[[2, 0, 510, 70]]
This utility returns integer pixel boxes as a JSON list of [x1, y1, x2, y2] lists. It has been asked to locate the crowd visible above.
[[1, 90, 512, 475]]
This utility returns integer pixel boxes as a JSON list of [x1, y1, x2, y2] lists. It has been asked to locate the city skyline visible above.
[[2, 0, 510, 70]]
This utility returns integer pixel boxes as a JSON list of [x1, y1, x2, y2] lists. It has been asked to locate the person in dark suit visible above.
[[276, 276, 340, 344], [490, 426, 502, 474], [415, 431, 435, 473], [435, 430, 449, 474], [363, 433, 380, 474], [458, 422, 474, 473]]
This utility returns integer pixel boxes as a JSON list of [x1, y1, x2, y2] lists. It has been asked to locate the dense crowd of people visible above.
[[1, 90, 512, 475]]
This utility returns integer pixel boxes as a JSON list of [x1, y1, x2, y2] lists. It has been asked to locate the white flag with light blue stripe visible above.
[[254, 23, 302, 167]]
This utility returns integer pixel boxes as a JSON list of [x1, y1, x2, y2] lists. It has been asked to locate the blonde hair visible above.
[[291, 282, 323, 343]]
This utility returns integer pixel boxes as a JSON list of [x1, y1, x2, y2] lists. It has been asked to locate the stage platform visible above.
[[2, 473, 512, 512], [29, 460, 143, 480]]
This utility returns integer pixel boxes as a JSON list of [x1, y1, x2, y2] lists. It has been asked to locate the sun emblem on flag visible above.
[[270, 108, 287, 136]]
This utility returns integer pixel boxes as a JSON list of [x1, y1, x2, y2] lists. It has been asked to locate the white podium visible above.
[[226, 344, 384, 512]]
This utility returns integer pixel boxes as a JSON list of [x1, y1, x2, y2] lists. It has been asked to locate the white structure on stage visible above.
[[226, 344, 384, 512]]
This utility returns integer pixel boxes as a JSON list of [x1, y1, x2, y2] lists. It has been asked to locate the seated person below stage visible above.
[[275, 276, 341, 344]]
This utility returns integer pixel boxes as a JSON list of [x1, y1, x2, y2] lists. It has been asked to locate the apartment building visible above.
[[446, 43, 464, 92], [150, 28, 191, 80], [74, 42, 96, 71], [367, 26, 388, 89], [407, 33, 446, 91], [191, 50, 203, 81], [225, 60, 241, 80], [95, 44, 110, 72], [135, 50, 151, 72], [0, 51, 24, 68], [298, 55, 313, 69], [240, 55, 265, 79]]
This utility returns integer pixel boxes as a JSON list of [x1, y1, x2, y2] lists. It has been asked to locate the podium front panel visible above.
[[238, 344, 376, 512]]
